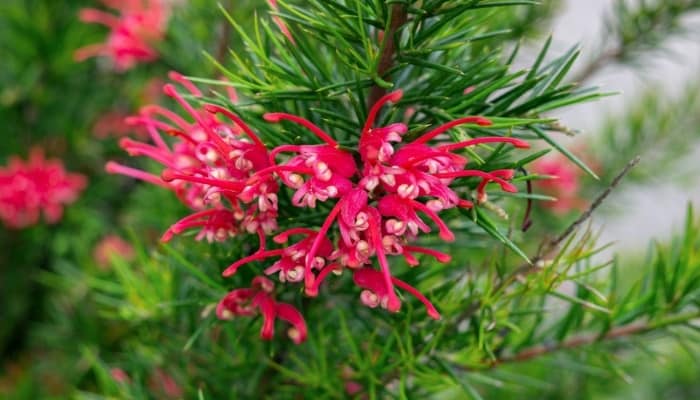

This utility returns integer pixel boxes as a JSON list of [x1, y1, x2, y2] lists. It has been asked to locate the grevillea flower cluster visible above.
[[0, 148, 87, 229], [109, 74, 530, 344], [75, 0, 170, 71]]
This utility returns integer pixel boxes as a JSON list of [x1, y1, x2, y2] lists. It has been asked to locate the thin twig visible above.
[[571, 47, 623, 84], [368, 4, 408, 108], [486, 310, 700, 368], [456, 156, 641, 323], [536, 155, 640, 262]]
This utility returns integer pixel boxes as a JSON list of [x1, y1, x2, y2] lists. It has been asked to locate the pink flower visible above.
[[75, 0, 170, 71], [260, 119, 356, 207], [0, 147, 86, 229], [531, 153, 585, 214], [217, 276, 307, 344], [345, 381, 364, 397], [93, 234, 136, 268], [257, 90, 529, 319], [148, 368, 183, 399], [353, 267, 440, 319], [107, 72, 278, 242], [110, 367, 131, 384], [110, 79, 530, 343]]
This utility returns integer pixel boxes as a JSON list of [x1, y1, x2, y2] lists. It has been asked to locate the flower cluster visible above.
[[216, 276, 307, 344], [107, 71, 278, 243], [75, 0, 170, 71], [531, 152, 587, 214], [109, 74, 529, 343], [0, 148, 87, 229]]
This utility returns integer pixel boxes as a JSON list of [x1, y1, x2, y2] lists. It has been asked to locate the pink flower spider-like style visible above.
[[217, 276, 307, 344], [107, 72, 278, 243], [75, 0, 170, 71]]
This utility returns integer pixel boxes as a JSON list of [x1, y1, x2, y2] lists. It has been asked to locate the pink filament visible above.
[[306, 263, 340, 297], [79, 9, 121, 28], [119, 138, 177, 166], [304, 201, 343, 290], [412, 116, 492, 145], [273, 227, 317, 243], [264, 113, 337, 146], [438, 136, 529, 152], [248, 164, 313, 184], [144, 123, 169, 151], [361, 90, 403, 139], [402, 245, 451, 263], [369, 209, 401, 312], [105, 161, 169, 188], [269, 145, 302, 163], [126, 116, 181, 136], [222, 249, 285, 277], [408, 200, 455, 242], [141, 104, 192, 132], [205, 104, 266, 149], [391, 277, 441, 320], [161, 209, 222, 242], [161, 170, 245, 192], [435, 170, 517, 193], [168, 71, 203, 96]]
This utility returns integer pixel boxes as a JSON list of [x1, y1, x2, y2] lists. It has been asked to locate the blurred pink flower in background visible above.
[[75, 0, 170, 71], [110, 367, 131, 384], [268, 0, 295, 43], [532, 153, 586, 214], [140, 77, 166, 104], [148, 368, 183, 399], [93, 110, 148, 139], [109, 366, 182, 398], [93, 234, 136, 268], [0, 148, 87, 229]]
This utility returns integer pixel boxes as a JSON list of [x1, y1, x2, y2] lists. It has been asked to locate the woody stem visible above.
[[368, 3, 408, 108]]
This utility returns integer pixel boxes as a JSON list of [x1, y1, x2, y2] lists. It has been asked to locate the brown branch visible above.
[[491, 322, 646, 367], [509, 156, 640, 283], [216, 0, 234, 65], [536, 155, 640, 263], [456, 156, 641, 323], [368, 4, 408, 107], [571, 2, 684, 84], [487, 310, 700, 368], [571, 47, 623, 84]]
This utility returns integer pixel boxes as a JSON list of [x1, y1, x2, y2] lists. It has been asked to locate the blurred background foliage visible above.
[[0, 0, 699, 399]]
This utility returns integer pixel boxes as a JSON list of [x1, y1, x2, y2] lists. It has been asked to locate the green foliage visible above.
[[609, 0, 700, 62], [594, 80, 700, 185], [575, 0, 700, 82], [2, 0, 700, 399], [201, 0, 605, 251]]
